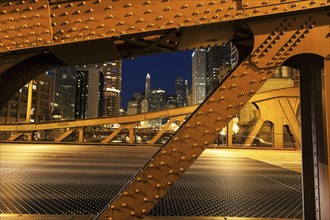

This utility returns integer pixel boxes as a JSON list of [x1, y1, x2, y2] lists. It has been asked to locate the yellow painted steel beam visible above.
[[0, 88, 300, 133], [101, 123, 137, 144], [278, 99, 302, 147], [0, 0, 329, 54], [54, 129, 77, 142], [149, 115, 186, 145], [6, 133, 24, 142], [244, 118, 265, 146], [0, 105, 198, 132]]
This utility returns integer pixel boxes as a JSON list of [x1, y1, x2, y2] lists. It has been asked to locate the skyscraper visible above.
[[149, 89, 166, 112], [75, 66, 104, 119], [175, 77, 184, 107], [192, 49, 207, 105], [102, 60, 122, 117], [184, 80, 189, 106], [50, 67, 76, 120], [145, 73, 151, 99], [141, 73, 151, 113]]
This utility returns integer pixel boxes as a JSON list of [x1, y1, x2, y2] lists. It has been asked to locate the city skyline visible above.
[[122, 50, 193, 110]]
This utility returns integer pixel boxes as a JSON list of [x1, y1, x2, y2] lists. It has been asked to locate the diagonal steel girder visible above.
[[95, 11, 329, 220]]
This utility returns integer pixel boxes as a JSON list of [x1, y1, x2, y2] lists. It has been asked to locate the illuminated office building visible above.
[[49, 67, 76, 120], [102, 61, 122, 117], [0, 74, 52, 123], [192, 49, 207, 105]]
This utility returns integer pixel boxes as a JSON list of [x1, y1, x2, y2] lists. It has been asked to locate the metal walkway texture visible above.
[[0, 144, 302, 219]]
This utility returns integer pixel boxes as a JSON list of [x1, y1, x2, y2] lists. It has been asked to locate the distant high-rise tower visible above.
[[145, 73, 151, 99], [175, 77, 184, 107], [102, 60, 122, 117], [75, 66, 104, 119], [192, 49, 207, 105], [184, 80, 189, 106], [141, 73, 151, 113], [50, 67, 76, 120], [149, 89, 165, 112]]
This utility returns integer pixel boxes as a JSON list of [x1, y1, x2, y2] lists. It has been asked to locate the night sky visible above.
[[122, 50, 193, 110]]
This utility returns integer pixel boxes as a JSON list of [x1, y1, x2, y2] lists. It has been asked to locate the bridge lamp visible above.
[[232, 116, 239, 134]]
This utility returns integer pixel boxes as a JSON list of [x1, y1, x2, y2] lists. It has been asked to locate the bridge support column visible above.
[[227, 121, 233, 147], [78, 128, 84, 143], [322, 58, 330, 219], [300, 56, 329, 220]]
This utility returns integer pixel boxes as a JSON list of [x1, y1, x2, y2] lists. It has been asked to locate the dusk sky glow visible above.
[[122, 50, 193, 109]]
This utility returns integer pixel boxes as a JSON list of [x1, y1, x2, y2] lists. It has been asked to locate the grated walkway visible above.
[[0, 144, 302, 219]]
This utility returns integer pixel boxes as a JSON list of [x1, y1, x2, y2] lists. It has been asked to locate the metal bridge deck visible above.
[[0, 144, 302, 219]]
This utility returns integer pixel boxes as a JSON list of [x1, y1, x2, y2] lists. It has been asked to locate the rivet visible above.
[[148, 175, 152, 179], [250, 90, 255, 94], [239, 102, 244, 106], [169, 170, 174, 174], [172, 148, 177, 152], [208, 109, 213, 113], [180, 168, 185, 172], [193, 143, 198, 147], [217, 117, 222, 121], [143, 197, 149, 202], [157, 184, 161, 188], [184, 135, 189, 139], [137, 177, 141, 181], [204, 141, 209, 145], [146, 9, 152, 13], [186, 124, 191, 128], [142, 209, 147, 213], [192, 154, 197, 158], [135, 189, 140, 193], [167, 181, 172, 185], [228, 104, 233, 109], [110, 205, 116, 210], [251, 79, 256, 84], [124, 191, 129, 196], [162, 150, 166, 155], [155, 195, 160, 199], [197, 122, 202, 126], [122, 203, 127, 207], [131, 212, 136, 216], [149, 164, 154, 168], [205, 130, 210, 134], [160, 161, 165, 166], [174, 137, 179, 141]]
